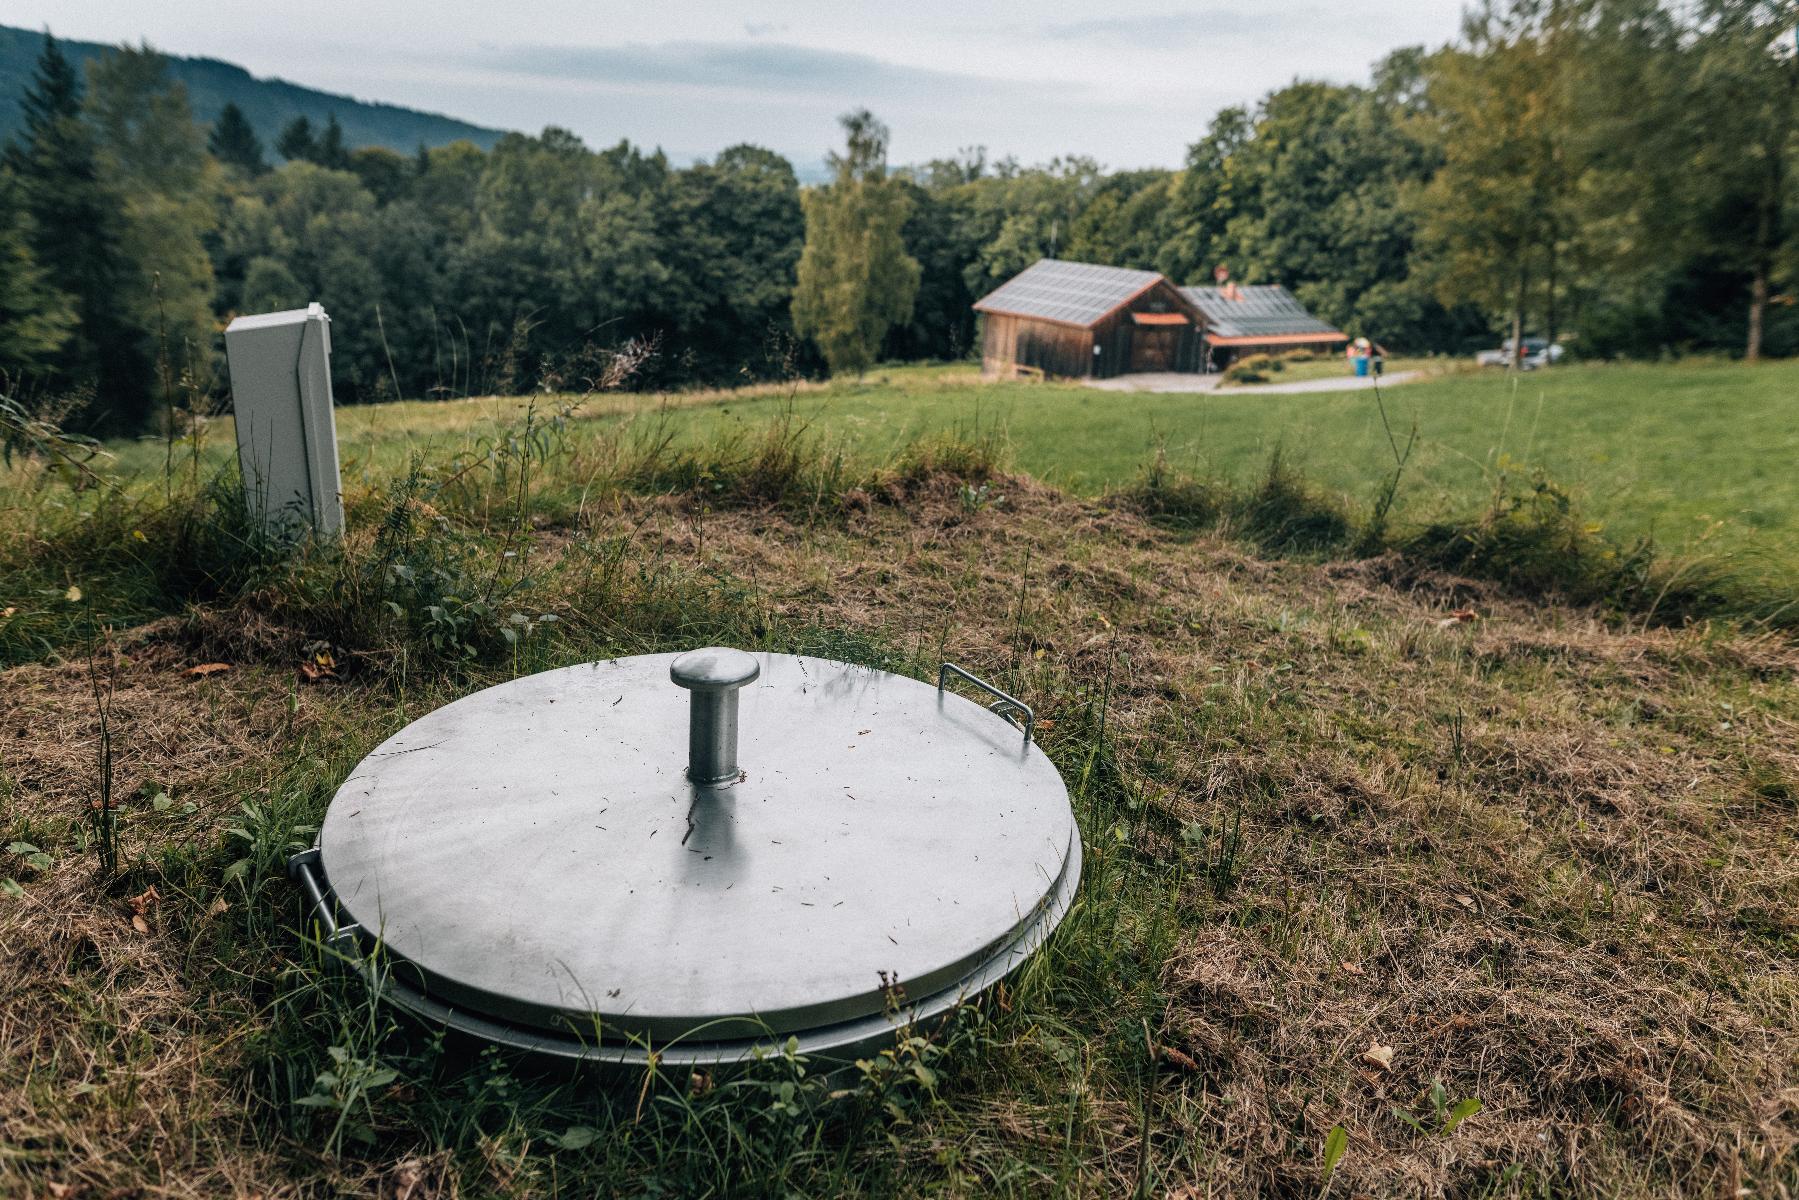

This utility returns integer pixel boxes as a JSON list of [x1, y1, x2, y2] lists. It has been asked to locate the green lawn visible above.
[[633, 360, 1798, 579], [110, 358, 1799, 580]]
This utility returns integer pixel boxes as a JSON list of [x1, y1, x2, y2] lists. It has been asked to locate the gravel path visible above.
[[1085, 370, 1423, 395]]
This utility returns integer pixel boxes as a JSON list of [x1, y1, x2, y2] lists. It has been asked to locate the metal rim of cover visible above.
[[291, 650, 1081, 1065]]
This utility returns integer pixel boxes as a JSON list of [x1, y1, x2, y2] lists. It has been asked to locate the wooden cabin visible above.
[[1179, 284, 1348, 369], [973, 259, 1206, 379]]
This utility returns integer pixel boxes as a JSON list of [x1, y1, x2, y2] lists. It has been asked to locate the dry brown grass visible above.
[[3, 472, 1796, 1196], [633, 476, 1799, 1194]]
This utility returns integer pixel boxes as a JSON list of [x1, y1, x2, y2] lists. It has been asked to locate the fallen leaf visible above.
[[1452, 893, 1478, 911], [1036, 718, 1057, 731], [207, 896, 230, 917], [64, 585, 82, 602], [1361, 1041, 1395, 1071], [130, 914, 149, 935], [1339, 960, 1366, 976], [128, 885, 161, 916], [1, 607, 16, 619], [185, 662, 231, 677]]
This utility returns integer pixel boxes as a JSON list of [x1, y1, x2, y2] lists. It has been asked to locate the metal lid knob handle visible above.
[[671, 648, 760, 784]]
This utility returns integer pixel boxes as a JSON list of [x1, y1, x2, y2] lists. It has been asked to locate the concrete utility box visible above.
[[224, 303, 344, 537]]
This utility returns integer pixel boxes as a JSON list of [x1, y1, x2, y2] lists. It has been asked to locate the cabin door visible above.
[[1130, 327, 1178, 372]]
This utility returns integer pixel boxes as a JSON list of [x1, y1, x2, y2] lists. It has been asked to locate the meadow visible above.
[[647, 360, 1799, 573], [3, 359, 1797, 1197], [103, 357, 1799, 585]]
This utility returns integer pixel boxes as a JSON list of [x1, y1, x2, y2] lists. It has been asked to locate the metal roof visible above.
[[974, 259, 1166, 328], [1179, 285, 1343, 341]]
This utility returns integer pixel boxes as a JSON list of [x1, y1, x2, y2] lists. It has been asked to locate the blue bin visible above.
[[1353, 356, 1369, 377]]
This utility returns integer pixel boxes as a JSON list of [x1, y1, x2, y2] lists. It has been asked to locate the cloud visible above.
[[1040, 9, 1304, 46], [440, 38, 1224, 171], [743, 21, 789, 38], [478, 40, 1008, 96]]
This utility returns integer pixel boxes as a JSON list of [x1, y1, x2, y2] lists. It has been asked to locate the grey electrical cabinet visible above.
[[224, 303, 343, 537]]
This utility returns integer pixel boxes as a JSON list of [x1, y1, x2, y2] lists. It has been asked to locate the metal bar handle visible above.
[[938, 662, 1035, 747], [287, 846, 365, 963]]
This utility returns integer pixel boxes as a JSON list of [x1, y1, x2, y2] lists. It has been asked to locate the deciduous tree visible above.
[[1688, 0, 1799, 360], [1417, 5, 1580, 364], [792, 110, 920, 376]]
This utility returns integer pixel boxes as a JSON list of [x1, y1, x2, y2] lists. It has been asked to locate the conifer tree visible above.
[[317, 114, 352, 170], [792, 110, 920, 376], [3, 33, 149, 428], [88, 44, 220, 396], [276, 116, 317, 163], [209, 102, 266, 175], [0, 166, 75, 375]]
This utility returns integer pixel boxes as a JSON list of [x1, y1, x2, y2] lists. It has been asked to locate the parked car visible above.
[[1476, 337, 1564, 369]]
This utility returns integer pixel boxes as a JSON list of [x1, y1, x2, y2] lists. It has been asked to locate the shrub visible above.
[[1224, 353, 1284, 385], [1226, 450, 1353, 554], [1117, 449, 1228, 529]]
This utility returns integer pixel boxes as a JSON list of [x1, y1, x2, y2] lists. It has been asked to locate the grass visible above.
[[2, 365, 1797, 1196], [96, 357, 1799, 590]]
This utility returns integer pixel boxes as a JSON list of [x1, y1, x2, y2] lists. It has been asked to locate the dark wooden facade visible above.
[[978, 277, 1204, 380], [1099, 281, 1206, 376]]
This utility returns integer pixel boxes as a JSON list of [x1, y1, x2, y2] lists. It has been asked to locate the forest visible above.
[[1, 0, 1795, 432]]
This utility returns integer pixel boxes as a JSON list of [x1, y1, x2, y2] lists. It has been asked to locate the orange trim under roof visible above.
[[1203, 331, 1349, 347], [1131, 311, 1190, 326]]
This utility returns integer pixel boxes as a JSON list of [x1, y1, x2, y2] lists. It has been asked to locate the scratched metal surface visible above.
[[317, 653, 1076, 1040]]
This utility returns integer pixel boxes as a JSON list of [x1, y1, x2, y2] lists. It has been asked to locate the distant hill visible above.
[[0, 24, 506, 157]]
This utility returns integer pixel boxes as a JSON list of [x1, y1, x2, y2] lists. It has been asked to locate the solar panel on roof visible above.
[[1179, 285, 1342, 340], [974, 259, 1164, 327]]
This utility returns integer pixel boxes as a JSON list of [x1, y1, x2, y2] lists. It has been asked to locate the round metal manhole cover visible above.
[[317, 652, 1078, 1043]]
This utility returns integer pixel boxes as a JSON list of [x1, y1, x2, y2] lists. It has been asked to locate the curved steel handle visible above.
[[938, 662, 1034, 747], [287, 846, 365, 963]]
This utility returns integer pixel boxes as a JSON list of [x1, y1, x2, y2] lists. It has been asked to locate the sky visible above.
[[8, 2, 1467, 172]]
